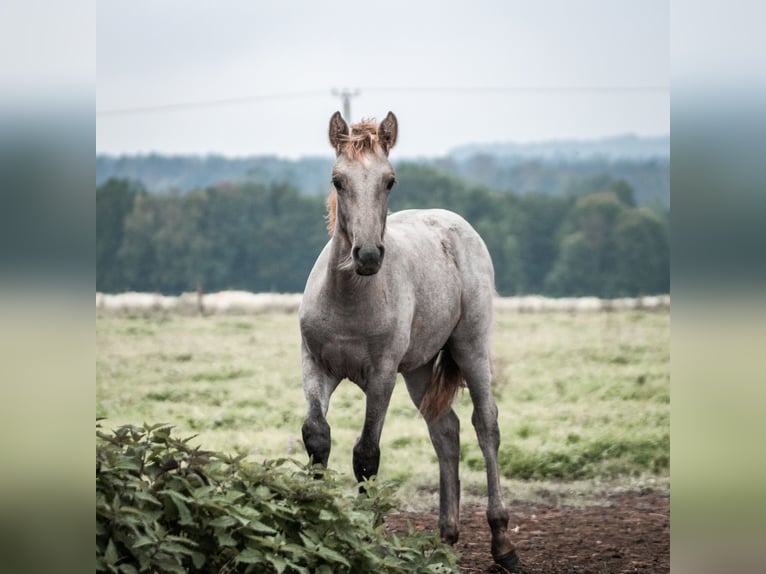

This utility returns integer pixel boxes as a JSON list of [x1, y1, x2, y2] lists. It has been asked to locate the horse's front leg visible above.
[[353, 369, 397, 486], [300, 342, 341, 469]]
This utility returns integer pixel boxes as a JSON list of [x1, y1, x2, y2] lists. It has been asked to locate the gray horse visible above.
[[299, 111, 526, 573]]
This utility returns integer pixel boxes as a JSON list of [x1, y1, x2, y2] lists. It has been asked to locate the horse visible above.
[[298, 111, 527, 573]]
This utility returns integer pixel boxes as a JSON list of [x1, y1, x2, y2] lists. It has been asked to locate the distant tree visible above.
[[517, 193, 573, 294], [462, 154, 500, 188], [611, 207, 669, 295], [567, 174, 636, 206], [111, 182, 327, 294], [543, 231, 601, 296], [612, 179, 637, 206], [95, 161, 668, 297], [543, 191, 668, 297], [96, 178, 145, 292], [246, 182, 328, 292], [390, 162, 474, 213], [566, 173, 614, 197], [117, 193, 168, 292]]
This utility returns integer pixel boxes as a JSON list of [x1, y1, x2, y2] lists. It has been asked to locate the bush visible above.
[[96, 422, 457, 573]]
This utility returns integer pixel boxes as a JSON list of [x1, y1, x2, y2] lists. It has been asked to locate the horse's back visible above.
[[387, 208, 495, 291], [388, 208, 486, 247], [388, 207, 495, 320]]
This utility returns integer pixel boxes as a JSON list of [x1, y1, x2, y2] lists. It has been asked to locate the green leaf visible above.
[[235, 547, 265, 564], [247, 519, 277, 535], [253, 485, 271, 498], [190, 551, 206, 569], [224, 489, 246, 503], [215, 528, 238, 547], [267, 553, 287, 574], [114, 460, 141, 472], [316, 544, 350, 567], [208, 514, 237, 528], [318, 509, 335, 521], [286, 563, 310, 574], [153, 557, 186, 574], [104, 538, 118, 565], [192, 484, 215, 498], [161, 541, 195, 556], [132, 534, 155, 548], [159, 489, 192, 503], [165, 534, 198, 547], [133, 490, 161, 506], [298, 531, 319, 547], [161, 490, 194, 525]]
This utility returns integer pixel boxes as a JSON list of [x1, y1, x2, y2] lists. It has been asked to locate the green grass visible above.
[[97, 308, 669, 507]]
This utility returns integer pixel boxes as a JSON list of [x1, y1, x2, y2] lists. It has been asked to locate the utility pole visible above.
[[331, 88, 360, 123]]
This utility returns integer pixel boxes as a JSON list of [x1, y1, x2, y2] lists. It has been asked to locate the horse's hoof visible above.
[[494, 549, 530, 574]]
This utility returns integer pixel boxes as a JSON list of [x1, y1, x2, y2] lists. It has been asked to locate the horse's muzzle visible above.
[[353, 244, 385, 275]]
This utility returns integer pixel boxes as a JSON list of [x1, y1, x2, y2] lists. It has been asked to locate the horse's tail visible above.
[[420, 348, 464, 422]]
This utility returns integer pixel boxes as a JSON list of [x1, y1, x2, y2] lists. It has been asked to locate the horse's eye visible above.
[[332, 177, 343, 191], [386, 178, 396, 191]]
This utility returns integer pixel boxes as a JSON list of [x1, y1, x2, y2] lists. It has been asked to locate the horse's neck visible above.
[[323, 235, 385, 302]]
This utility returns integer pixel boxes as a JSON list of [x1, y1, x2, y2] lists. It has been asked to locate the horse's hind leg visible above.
[[403, 362, 461, 545], [448, 339, 527, 573], [300, 343, 340, 470]]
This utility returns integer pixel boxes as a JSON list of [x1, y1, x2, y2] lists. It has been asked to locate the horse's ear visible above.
[[379, 111, 398, 155], [329, 111, 349, 154]]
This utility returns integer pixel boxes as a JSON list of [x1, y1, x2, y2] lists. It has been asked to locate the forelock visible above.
[[337, 118, 384, 160]]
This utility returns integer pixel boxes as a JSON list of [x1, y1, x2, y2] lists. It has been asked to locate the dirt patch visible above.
[[386, 491, 669, 573]]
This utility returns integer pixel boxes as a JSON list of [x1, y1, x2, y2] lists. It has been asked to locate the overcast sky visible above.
[[97, 0, 669, 158]]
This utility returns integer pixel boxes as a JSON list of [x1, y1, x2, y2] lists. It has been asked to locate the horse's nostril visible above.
[[356, 245, 381, 264]]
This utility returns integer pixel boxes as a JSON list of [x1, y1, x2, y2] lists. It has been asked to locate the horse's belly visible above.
[[398, 306, 460, 373]]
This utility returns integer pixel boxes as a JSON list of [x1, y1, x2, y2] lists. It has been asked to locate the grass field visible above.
[[96, 307, 669, 509]]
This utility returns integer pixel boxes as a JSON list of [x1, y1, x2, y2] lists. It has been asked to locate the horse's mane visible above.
[[326, 118, 382, 235], [326, 188, 337, 235], [338, 118, 382, 160]]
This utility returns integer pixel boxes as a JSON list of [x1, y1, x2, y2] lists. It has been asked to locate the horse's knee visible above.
[[471, 400, 498, 428], [429, 411, 461, 460], [302, 416, 331, 468], [352, 440, 380, 483]]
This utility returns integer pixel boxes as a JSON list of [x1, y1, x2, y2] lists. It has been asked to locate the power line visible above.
[[97, 84, 669, 117], [96, 89, 328, 117], [366, 85, 669, 94]]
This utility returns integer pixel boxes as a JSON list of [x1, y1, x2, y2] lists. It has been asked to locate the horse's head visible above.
[[327, 111, 398, 276]]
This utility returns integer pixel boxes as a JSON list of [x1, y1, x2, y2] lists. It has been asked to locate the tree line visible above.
[[97, 163, 669, 297]]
